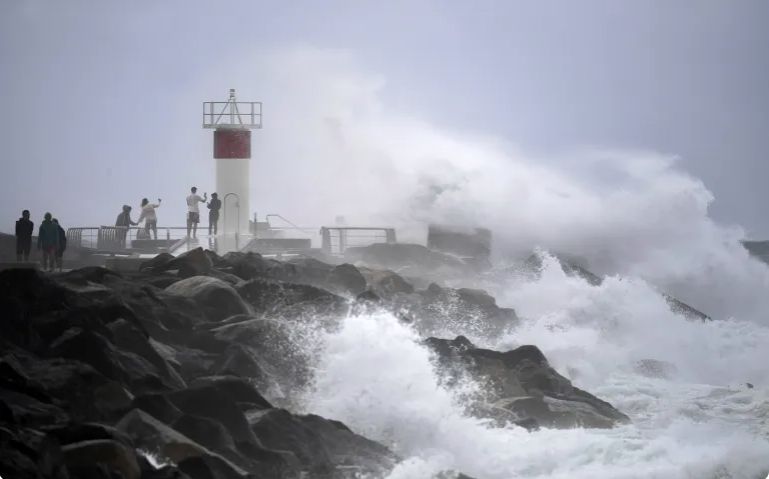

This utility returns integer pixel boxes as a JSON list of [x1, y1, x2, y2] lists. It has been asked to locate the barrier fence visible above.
[[66, 224, 397, 256], [66, 226, 195, 252]]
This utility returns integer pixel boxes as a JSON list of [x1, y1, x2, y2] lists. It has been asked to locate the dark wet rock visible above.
[[248, 408, 396, 477], [210, 318, 313, 397], [274, 257, 335, 286], [663, 293, 710, 321], [217, 252, 274, 281], [107, 318, 187, 390], [4, 352, 132, 423], [62, 439, 141, 479], [392, 283, 518, 338], [116, 409, 213, 464], [164, 248, 214, 278], [325, 263, 367, 296], [0, 389, 70, 428], [211, 344, 270, 387], [165, 277, 247, 323], [171, 414, 298, 476], [141, 462, 192, 479], [425, 337, 629, 429], [172, 414, 237, 457], [165, 276, 250, 323], [0, 427, 69, 479], [139, 253, 175, 273], [188, 376, 273, 411], [208, 269, 244, 285], [0, 250, 641, 478], [43, 422, 134, 448], [236, 278, 349, 320], [357, 267, 414, 299], [0, 268, 73, 351], [177, 455, 249, 479], [166, 385, 259, 446], [131, 393, 183, 425], [49, 327, 171, 393]]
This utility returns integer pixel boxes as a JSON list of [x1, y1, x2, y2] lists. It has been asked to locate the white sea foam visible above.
[[233, 48, 769, 478]]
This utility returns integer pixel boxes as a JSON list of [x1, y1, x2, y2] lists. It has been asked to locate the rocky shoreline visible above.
[[0, 248, 630, 479]]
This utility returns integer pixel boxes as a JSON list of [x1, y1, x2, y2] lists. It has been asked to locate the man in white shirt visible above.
[[186, 187, 207, 239]]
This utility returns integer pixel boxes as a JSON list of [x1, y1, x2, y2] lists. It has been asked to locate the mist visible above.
[[3, 2, 769, 478]]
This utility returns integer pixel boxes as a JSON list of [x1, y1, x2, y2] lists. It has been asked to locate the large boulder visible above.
[[217, 252, 274, 281], [357, 268, 414, 299], [131, 393, 183, 425], [248, 408, 396, 477], [425, 337, 629, 429], [107, 318, 187, 390], [235, 279, 349, 321], [177, 455, 250, 479], [48, 327, 172, 393], [43, 422, 134, 449], [172, 414, 238, 458], [166, 276, 250, 322], [188, 376, 273, 411], [164, 248, 213, 278], [324, 263, 367, 296], [0, 427, 69, 479], [210, 318, 313, 398], [116, 409, 212, 464], [166, 385, 259, 446], [390, 283, 518, 339], [62, 439, 141, 479], [139, 253, 175, 273], [3, 352, 132, 423]]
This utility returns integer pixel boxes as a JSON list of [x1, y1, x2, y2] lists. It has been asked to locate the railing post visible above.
[[321, 227, 331, 255]]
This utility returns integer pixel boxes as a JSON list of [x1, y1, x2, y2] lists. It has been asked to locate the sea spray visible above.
[[304, 292, 769, 477]]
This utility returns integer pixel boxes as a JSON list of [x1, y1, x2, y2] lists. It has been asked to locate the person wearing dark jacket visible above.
[[37, 212, 59, 272], [207, 193, 222, 235], [15, 209, 33, 262], [115, 205, 137, 247], [52, 218, 67, 272]]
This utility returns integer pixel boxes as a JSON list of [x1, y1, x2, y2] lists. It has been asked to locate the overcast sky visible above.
[[1, 0, 768, 237]]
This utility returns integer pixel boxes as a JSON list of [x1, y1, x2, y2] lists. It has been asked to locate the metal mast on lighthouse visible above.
[[203, 89, 262, 249]]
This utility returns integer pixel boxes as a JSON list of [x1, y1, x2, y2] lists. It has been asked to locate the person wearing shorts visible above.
[[186, 187, 207, 239]]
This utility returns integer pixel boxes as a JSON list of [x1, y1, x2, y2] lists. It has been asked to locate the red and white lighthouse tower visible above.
[[203, 89, 262, 239]]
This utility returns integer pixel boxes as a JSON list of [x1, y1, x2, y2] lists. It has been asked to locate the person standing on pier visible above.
[[37, 212, 59, 272], [52, 218, 67, 272], [138, 198, 162, 240], [186, 187, 207, 239], [15, 209, 33, 262], [207, 192, 221, 236], [115, 205, 137, 247]]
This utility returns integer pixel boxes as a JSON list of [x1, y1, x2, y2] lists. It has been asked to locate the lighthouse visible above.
[[203, 89, 262, 241]]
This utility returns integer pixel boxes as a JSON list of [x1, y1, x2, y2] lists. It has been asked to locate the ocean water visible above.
[[247, 49, 769, 477], [302, 254, 769, 478]]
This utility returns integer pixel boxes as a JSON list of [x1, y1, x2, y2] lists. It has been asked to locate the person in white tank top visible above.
[[185, 186, 207, 238]]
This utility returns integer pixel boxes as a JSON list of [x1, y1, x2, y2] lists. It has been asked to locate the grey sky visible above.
[[1, 0, 768, 236]]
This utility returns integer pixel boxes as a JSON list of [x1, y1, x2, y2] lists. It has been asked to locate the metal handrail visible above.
[[265, 214, 316, 235]]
